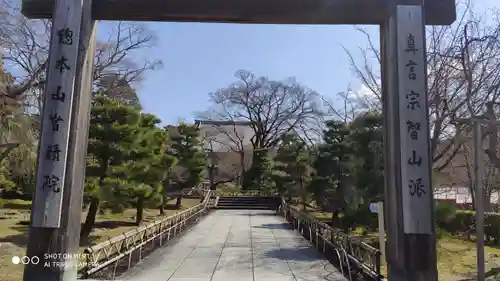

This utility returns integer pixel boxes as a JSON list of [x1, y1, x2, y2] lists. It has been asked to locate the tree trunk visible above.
[[484, 193, 492, 213], [175, 196, 182, 209], [239, 151, 245, 186], [208, 165, 214, 190], [159, 193, 167, 215], [300, 179, 306, 211], [136, 196, 144, 225], [469, 182, 476, 211], [81, 196, 99, 240], [81, 163, 107, 240], [331, 211, 338, 227], [210, 181, 218, 191]]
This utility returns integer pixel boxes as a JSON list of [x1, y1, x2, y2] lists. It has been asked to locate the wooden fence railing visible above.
[[164, 186, 207, 197], [213, 189, 277, 197], [279, 199, 384, 281], [78, 190, 213, 278]]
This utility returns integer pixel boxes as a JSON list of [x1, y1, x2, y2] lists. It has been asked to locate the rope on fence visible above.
[[79, 190, 213, 278]]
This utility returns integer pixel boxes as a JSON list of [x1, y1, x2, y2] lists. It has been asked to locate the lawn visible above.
[[0, 198, 202, 281], [304, 208, 500, 281], [436, 235, 500, 281]]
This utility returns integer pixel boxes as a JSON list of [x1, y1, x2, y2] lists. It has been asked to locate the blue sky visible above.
[[131, 22, 380, 125], [6, 0, 496, 125], [130, 23, 378, 125], [124, 0, 497, 125]]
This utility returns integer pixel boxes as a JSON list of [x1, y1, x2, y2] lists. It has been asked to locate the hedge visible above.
[[439, 210, 500, 243], [328, 203, 500, 244]]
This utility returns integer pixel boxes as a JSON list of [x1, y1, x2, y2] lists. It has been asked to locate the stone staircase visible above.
[[215, 196, 276, 210]]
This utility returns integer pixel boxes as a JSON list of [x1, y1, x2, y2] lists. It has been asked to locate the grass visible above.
[[300, 208, 500, 281], [0, 197, 201, 281], [436, 235, 500, 281]]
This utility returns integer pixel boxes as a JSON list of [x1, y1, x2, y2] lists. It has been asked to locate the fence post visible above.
[[375, 250, 382, 277]]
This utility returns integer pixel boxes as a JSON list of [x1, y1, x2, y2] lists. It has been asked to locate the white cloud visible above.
[[356, 83, 378, 98]]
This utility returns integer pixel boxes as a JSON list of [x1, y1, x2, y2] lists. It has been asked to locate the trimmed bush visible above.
[[331, 202, 500, 244], [336, 206, 378, 233], [485, 212, 500, 243], [435, 203, 457, 227], [0, 198, 32, 209], [440, 210, 500, 243]]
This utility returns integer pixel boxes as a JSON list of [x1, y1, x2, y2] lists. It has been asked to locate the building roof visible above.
[[194, 120, 254, 126]]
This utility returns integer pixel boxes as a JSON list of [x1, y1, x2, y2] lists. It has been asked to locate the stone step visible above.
[[217, 203, 272, 207], [215, 205, 274, 210], [219, 199, 274, 204]]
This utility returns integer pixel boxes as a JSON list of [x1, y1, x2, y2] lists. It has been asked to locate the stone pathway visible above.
[[120, 209, 347, 281]]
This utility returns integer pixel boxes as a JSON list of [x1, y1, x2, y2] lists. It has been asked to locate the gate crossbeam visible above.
[[22, 0, 455, 25]]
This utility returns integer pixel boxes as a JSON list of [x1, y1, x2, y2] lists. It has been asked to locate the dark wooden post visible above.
[[23, 0, 96, 280], [381, 0, 438, 280]]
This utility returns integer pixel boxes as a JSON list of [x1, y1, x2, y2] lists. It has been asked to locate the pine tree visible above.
[[82, 94, 141, 238], [168, 123, 206, 208], [243, 148, 274, 191], [273, 134, 314, 209], [348, 112, 384, 204], [309, 120, 351, 224], [116, 113, 172, 225]]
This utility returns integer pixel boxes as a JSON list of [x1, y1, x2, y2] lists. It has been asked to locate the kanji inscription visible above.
[[52, 86, 66, 102], [49, 113, 64, 131], [409, 178, 425, 197], [406, 90, 420, 109], [33, 1, 83, 228], [55, 56, 71, 73], [406, 121, 421, 140], [57, 27, 74, 45], [45, 144, 62, 161], [408, 150, 422, 166], [397, 5, 432, 234], [42, 175, 61, 193]]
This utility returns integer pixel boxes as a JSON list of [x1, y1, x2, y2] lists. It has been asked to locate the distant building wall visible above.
[[196, 120, 254, 152], [434, 186, 500, 204]]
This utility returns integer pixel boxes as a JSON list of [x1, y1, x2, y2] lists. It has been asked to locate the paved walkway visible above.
[[120, 210, 347, 281]]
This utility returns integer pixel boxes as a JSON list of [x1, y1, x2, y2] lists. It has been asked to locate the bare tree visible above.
[[321, 86, 365, 124], [92, 22, 162, 91], [345, 0, 500, 172], [206, 70, 324, 152], [1, 3, 162, 112], [484, 102, 500, 169], [0, 55, 36, 167], [1, 0, 162, 179], [204, 137, 240, 190], [443, 101, 500, 211], [197, 120, 250, 186], [454, 136, 499, 211], [1, 1, 49, 106]]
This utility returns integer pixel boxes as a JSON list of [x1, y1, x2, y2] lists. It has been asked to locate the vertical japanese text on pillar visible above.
[[33, 20, 80, 227], [397, 5, 432, 234]]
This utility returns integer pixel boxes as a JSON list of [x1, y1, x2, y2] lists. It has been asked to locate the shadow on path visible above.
[[233, 212, 278, 217], [263, 247, 322, 261], [252, 223, 292, 230]]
